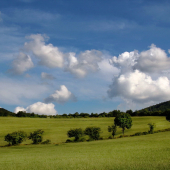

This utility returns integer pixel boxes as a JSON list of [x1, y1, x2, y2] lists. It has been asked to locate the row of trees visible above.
[[67, 127, 101, 142], [1, 108, 170, 118], [4, 129, 50, 145], [67, 113, 133, 142]]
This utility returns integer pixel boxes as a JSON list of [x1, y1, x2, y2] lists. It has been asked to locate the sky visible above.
[[1, 0, 170, 115]]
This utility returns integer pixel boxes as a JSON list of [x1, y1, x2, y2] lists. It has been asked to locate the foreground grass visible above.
[[0, 116, 170, 145], [0, 132, 170, 170]]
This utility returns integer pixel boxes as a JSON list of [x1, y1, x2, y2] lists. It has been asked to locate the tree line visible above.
[[0, 108, 170, 118]]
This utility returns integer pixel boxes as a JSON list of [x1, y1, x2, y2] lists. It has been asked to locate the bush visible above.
[[108, 136, 113, 139], [28, 129, 44, 144], [108, 125, 117, 137], [148, 123, 156, 134], [41, 139, 51, 144], [142, 131, 148, 135], [118, 135, 124, 138], [134, 132, 142, 136], [67, 128, 84, 142], [4, 131, 27, 145], [87, 138, 94, 142], [84, 127, 101, 140], [65, 139, 73, 143], [79, 137, 86, 142]]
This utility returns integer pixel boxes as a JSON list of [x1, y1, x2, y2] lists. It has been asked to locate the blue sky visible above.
[[1, 0, 170, 115]]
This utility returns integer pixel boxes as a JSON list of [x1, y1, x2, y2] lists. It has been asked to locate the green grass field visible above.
[[0, 116, 170, 169]]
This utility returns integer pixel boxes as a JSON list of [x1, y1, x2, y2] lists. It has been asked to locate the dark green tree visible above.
[[108, 124, 117, 137], [84, 127, 101, 140], [148, 123, 156, 134], [28, 129, 44, 144], [126, 109, 133, 115], [114, 113, 132, 135], [166, 114, 170, 122], [4, 131, 27, 145], [67, 128, 84, 141]]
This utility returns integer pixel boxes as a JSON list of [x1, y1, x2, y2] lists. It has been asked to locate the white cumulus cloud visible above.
[[108, 70, 170, 103], [12, 34, 106, 78], [14, 107, 26, 113], [109, 51, 138, 73], [108, 44, 170, 107], [135, 44, 170, 73], [65, 50, 103, 78], [44, 85, 77, 104], [24, 34, 64, 68], [110, 44, 170, 74], [14, 102, 57, 115], [9, 52, 34, 75]]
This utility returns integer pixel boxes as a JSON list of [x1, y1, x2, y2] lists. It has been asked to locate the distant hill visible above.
[[139, 100, 170, 112], [1, 100, 170, 118], [0, 108, 15, 117]]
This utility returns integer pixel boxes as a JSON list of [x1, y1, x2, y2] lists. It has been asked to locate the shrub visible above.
[[4, 131, 27, 145], [28, 129, 44, 144], [134, 132, 142, 136], [84, 127, 101, 140], [65, 139, 73, 143], [67, 128, 84, 142], [148, 123, 156, 134], [108, 136, 113, 139], [108, 124, 117, 137], [41, 139, 51, 144], [119, 135, 123, 138], [142, 131, 148, 135], [87, 138, 94, 142], [79, 137, 86, 142]]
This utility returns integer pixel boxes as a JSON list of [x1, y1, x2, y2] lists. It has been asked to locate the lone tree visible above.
[[67, 128, 84, 142], [84, 127, 101, 140], [114, 113, 132, 135], [108, 124, 117, 138]]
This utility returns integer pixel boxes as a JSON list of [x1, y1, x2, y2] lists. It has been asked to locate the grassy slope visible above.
[[0, 132, 170, 170], [0, 117, 170, 170], [0, 116, 170, 145]]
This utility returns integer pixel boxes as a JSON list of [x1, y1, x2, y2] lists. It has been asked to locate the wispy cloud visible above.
[[0, 11, 2, 22], [88, 19, 137, 32], [143, 3, 170, 24], [9, 52, 34, 75], [41, 72, 56, 80], [3, 8, 61, 25], [18, 0, 35, 3], [0, 77, 48, 105]]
